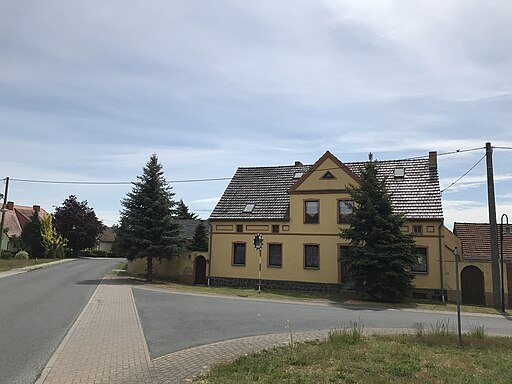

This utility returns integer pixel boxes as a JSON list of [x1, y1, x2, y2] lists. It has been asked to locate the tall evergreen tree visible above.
[[116, 154, 183, 281], [190, 221, 208, 251], [340, 154, 417, 302], [176, 199, 199, 220], [21, 211, 44, 258]]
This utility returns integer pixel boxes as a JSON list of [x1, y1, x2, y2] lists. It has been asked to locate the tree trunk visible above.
[[146, 255, 153, 282]]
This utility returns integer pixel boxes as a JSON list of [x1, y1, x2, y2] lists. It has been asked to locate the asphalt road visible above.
[[0, 258, 122, 384], [133, 287, 512, 358]]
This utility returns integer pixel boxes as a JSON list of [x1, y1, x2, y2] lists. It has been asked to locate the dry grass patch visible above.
[[0, 259, 59, 272]]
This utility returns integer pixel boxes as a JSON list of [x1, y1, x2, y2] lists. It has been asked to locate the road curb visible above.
[[0, 259, 77, 279], [34, 277, 105, 384]]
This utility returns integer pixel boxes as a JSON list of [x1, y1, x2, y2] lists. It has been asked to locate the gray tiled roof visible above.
[[210, 157, 443, 221]]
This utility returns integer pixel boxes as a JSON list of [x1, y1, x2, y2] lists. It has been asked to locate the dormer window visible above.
[[243, 204, 255, 213], [293, 172, 304, 179], [394, 167, 405, 178]]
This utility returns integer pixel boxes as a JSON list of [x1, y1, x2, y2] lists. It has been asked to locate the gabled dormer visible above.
[[288, 151, 360, 194]]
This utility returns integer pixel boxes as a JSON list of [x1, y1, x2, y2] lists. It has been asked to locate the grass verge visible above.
[[109, 261, 128, 276], [144, 280, 509, 316], [196, 331, 512, 384], [0, 259, 61, 272]]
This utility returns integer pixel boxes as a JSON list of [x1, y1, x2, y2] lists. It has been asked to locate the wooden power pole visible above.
[[486, 142, 501, 308]]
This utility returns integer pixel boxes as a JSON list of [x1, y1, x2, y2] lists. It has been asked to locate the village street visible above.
[[0, 261, 510, 383]]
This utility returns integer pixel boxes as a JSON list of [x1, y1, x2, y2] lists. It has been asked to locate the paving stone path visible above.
[[37, 277, 339, 384]]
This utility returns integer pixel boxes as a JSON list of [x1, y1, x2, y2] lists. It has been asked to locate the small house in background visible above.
[[453, 222, 512, 306], [0, 202, 48, 252], [97, 227, 116, 253], [127, 219, 210, 284]]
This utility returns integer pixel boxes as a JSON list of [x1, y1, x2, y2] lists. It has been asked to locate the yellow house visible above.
[[208, 150, 490, 302]]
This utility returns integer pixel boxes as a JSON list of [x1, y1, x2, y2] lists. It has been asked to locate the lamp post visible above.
[[0, 178, 9, 260], [454, 246, 462, 344], [500, 214, 510, 313], [253, 233, 263, 294]]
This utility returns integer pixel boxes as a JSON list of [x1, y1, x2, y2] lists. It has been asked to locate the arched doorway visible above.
[[194, 256, 207, 285], [461, 266, 485, 305]]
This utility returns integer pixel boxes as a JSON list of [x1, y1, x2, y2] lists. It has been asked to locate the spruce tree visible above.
[[117, 154, 183, 281], [176, 199, 199, 220], [21, 211, 44, 258], [190, 221, 208, 251], [340, 154, 416, 302]]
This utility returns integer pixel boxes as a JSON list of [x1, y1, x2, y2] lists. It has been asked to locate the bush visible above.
[[1, 251, 14, 259], [78, 249, 94, 257], [92, 249, 108, 257], [15, 250, 29, 260]]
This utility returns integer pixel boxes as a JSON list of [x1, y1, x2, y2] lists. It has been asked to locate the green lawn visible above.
[[197, 332, 512, 384], [0, 259, 60, 272], [143, 280, 508, 316], [109, 261, 128, 276]]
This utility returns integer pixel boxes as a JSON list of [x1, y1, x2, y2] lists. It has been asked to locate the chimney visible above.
[[6, 201, 14, 210], [428, 151, 437, 169], [294, 161, 303, 167], [33, 205, 40, 213]]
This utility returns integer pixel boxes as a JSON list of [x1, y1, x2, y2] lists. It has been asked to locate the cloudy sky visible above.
[[1, 1, 511, 229]]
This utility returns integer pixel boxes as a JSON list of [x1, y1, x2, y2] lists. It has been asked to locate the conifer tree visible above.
[[41, 214, 67, 258], [176, 199, 199, 220], [340, 154, 416, 302], [190, 221, 208, 251], [21, 211, 44, 258], [116, 154, 183, 281]]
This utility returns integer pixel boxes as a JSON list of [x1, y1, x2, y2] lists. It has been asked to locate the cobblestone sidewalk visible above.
[[37, 277, 414, 383]]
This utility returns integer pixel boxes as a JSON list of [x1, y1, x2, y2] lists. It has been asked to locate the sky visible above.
[[1, 0, 511, 230]]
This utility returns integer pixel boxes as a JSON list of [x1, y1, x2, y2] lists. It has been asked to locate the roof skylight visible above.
[[293, 172, 304, 179], [394, 167, 405, 178], [243, 203, 255, 213]]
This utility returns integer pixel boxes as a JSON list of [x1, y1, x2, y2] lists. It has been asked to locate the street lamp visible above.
[[253, 233, 263, 294], [500, 214, 510, 313], [454, 246, 462, 344]]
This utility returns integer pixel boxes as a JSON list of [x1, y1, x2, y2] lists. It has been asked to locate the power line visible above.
[[494, 146, 512, 150], [441, 154, 486, 194], [8, 177, 233, 185]]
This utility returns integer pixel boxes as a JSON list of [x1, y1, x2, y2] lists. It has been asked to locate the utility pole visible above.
[[486, 142, 501, 308], [0, 177, 10, 260]]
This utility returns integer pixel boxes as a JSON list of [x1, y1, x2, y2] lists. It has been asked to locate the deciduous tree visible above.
[[53, 195, 105, 257], [41, 214, 67, 258], [116, 154, 183, 281], [340, 154, 417, 302]]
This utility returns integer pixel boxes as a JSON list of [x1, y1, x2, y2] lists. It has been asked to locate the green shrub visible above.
[[15, 250, 29, 260], [92, 249, 108, 257], [78, 249, 95, 257], [1, 251, 14, 259]]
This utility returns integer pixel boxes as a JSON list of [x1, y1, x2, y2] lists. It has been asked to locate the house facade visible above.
[[451, 222, 511, 306], [208, 151, 463, 300], [0, 201, 47, 252]]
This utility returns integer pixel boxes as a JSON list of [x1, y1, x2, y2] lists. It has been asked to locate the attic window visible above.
[[394, 167, 405, 178], [243, 204, 255, 213], [293, 172, 304, 179], [322, 171, 335, 180]]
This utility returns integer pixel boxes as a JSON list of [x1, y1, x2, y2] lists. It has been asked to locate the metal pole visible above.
[[0, 177, 10, 260], [486, 142, 501, 308], [258, 248, 262, 294], [501, 214, 508, 313], [454, 247, 462, 344], [438, 222, 445, 303]]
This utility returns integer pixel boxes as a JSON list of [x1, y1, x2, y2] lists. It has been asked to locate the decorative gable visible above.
[[288, 151, 360, 194]]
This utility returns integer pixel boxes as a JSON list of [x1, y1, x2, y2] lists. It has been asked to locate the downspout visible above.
[[438, 221, 445, 303], [207, 222, 213, 286]]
